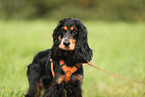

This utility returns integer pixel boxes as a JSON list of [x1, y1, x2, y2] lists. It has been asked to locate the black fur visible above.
[[25, 18, 93, 97]]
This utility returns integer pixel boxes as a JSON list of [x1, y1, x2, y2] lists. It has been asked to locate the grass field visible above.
[[0, 20, 145, 97]]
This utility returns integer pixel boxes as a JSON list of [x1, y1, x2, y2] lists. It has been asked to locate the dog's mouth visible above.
[[59, 36, 76, 51]]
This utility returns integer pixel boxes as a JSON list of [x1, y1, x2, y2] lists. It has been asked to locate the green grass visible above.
[[0, 20, 145, 97]]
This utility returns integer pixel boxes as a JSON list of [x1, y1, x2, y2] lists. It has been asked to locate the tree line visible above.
[[0, 0, 145, 21]]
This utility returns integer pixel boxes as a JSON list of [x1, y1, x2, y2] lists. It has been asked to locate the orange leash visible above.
[[87, 61, 145, 85]]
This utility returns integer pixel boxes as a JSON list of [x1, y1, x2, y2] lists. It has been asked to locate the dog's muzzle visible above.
[[59, 35, 76, 50], [63, 38, 70, 47]]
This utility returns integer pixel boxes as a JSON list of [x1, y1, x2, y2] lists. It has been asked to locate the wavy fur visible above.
[[25, 18, 93, 97]]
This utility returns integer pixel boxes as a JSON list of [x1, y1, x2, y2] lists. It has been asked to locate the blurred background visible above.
[[0, 0, 145, 97], [0, 0, 145, 21]]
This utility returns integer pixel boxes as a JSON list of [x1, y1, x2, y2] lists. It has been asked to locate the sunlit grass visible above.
[[0, 20, 145, 97]]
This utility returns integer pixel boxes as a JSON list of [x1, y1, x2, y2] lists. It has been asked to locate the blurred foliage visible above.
[[0, 0, 145, 21]]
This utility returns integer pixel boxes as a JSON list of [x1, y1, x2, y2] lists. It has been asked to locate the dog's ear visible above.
[[75, 19, 93, 62], [76, 20, 88, 46], [51, 20, 64, 60], [52, 21, 63, 45]]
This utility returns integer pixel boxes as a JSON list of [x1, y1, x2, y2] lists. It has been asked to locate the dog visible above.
[[25, 18, 93, 97]]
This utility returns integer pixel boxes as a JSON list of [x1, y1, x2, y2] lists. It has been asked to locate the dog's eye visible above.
[[72, 30, 77, 34], [61, 29, 66, 33]]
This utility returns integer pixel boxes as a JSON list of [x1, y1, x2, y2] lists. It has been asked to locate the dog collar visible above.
[[59, 60, 82, 84]]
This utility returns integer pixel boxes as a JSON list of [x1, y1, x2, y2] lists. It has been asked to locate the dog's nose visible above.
[[63, 42, 70, 47]]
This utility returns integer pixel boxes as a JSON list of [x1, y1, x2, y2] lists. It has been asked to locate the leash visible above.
[[87, 61, 145, 85]]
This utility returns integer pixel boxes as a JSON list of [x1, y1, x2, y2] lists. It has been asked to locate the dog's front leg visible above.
[[43, 75, 65, 97], [66, 74, 83, 97], [25, 63, 41, 97]]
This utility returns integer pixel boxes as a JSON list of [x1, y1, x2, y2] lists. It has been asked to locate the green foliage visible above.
[[0, 0, 145, 21], [0, 20, 145, 97]]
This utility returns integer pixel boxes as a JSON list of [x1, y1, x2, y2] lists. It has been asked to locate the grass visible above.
[[0, 20, 145, 97]]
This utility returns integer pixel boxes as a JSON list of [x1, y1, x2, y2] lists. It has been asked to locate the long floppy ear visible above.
[[52, 21, 63, 45], [74, 19, 93, 63], [51, 20, 64, 60]]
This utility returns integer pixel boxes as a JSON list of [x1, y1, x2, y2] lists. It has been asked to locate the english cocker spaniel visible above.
[[25, 18, 93, 97]]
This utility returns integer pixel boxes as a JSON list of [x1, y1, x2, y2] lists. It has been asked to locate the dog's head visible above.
[[51, 18, 92, 63], [53, 18, 86, 51], [58, 19, 78, 50]]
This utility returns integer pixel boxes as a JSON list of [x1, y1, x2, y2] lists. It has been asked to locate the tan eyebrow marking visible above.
[[64, 26, 68, 30], [70, 26, 74, 30]]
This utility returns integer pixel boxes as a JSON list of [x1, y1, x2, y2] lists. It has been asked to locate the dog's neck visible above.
[[51, 47, 87, 66], [61, 51, 77, 66]]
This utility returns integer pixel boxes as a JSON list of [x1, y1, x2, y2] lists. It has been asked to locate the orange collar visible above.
[[59, 60, 82, 84]]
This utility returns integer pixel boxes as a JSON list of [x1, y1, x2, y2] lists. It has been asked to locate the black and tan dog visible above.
[[25, 18, 93, 97]]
